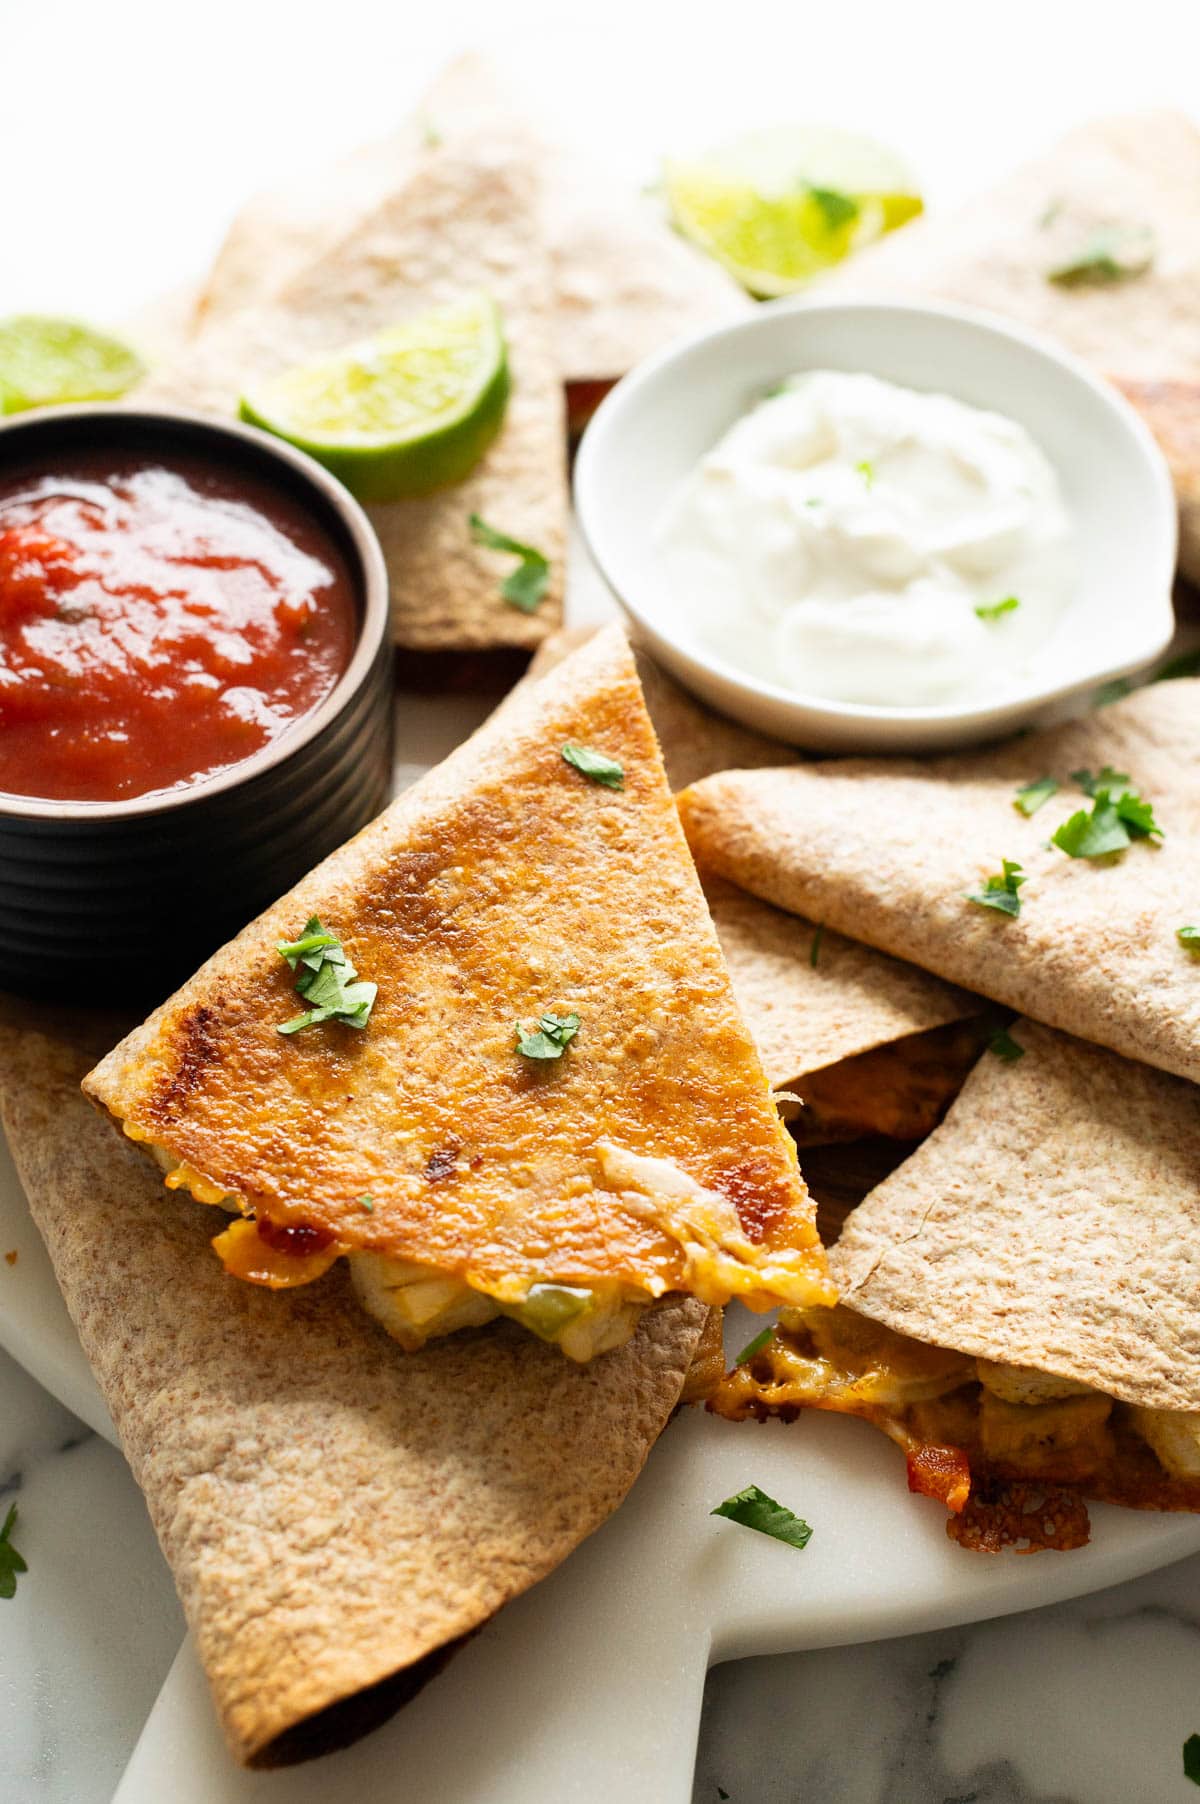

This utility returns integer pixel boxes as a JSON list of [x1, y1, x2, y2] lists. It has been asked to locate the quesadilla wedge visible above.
[[679, 678, 1200, 1086], [521, 628, 988, 1140], [192, 55, 749, 428], [817, 110, 1200, 583], [714, 1020, 1200, 1551], [84, 627, 832, 1362], [1, 1018, 706, 1765], [139, 119, 566, 659]]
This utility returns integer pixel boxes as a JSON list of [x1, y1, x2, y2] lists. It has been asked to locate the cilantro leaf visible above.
[[809, 924, 824, 968], [469, 514, 550, 614], [1071, 766, 1131, 798], [1047, 224, 1155, 287], [515, 1011, 580, 1061], [734, 1326, 773, 1366], [989, 1027, 1025, 1062], [809, 186, 859, 232], [1093, 677, 1132, 708], [1014, 776, 1059, 817], [1178, 927, 1200, 953], [1185, 1734, 1200, 1785], [711, 1484, 812, 1550], [561, 743, 624, 790], [357, 1194, 375, 1213], [974, 595, 1019, 622], [855, 459, 875, 488], [967, 859, 1026, 917], [276, 919, 377, 1035], [0, 1502, 28, 1600], [1052, 773, 1163, 858]]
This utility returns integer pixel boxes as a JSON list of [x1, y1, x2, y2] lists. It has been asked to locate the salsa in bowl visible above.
[[0, 406, 393, 1001]]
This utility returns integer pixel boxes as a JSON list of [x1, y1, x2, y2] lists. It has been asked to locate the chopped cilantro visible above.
[[988, 1027, 1025, 1062], [1047, 224, 1155, 287], [276, 916, 377, 1035], [469, 514, 550, 614], [809, 924, 825, 968], [974, 595, 1019, 622], [1093, 677, 1132, 707], [357, 1194, 376, 1213], [1185, 1734, 1200, 1785], [734, 1326, 773, 1366], [515, 1011, 580, 1061], [809, 186, 859, 232], [1014, 776, 1059, 817], [0, 1503, 27, 1600], [1178, 927, 1200, 953], [855, 459, 875, 488], [711, 1484, 812, 1550], [1052, 771, 1163, 859], [967, 859, 1026, 918], [561, 743, 624, 790]]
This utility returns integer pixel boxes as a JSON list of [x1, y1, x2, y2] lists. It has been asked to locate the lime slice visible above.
[[664, 125, 923, 297], [239, 293, 509, 504], [0, 315, 145, 414]]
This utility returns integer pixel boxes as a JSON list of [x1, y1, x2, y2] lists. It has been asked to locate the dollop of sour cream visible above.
[[657, 370, 1074, 708]]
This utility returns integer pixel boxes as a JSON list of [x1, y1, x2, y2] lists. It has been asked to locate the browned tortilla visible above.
[[679, 679, 1200, 1085], [0, 1018, 703, 1765], [817, 111, 1200, 582], [139, 119, 566, 658]]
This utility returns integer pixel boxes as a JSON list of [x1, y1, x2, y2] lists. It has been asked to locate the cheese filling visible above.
[[134, 1130, 811, 1361], [717, 1305, 1200, 1485]]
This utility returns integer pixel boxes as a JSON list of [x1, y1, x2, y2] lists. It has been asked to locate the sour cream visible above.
[[657, 370, 1074, 708]]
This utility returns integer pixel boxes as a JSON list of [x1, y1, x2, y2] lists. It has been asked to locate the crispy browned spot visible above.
[[947, 1476, 1091, 1554], [423, 1140, 461, 1184], [710, 1153, 793, 1243], [153, 1004, 221, 1123]]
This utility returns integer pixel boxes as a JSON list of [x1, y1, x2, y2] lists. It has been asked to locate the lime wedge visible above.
[[239, 293, 509, 503], [0, 315, 145, 414], [664, 125, 923, 297]]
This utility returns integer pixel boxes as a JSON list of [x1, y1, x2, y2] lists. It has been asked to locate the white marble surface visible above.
[[6, 1336, 1200, 1804]]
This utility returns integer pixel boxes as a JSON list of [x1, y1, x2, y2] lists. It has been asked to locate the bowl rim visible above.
[[573, 295, 1179, 732], [0, 402, 391, 822]]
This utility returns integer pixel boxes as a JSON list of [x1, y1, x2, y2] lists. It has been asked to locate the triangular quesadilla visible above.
[[84, 627, 831, 1362], [714, 1019, 1200, 1550], [817, 111, 1200, 582], [521, 628, 987, 1140], [139, 120, 566, 658], [1, 1018, 706, 1764], [679, 679, 1200, 1085], [191, 55, 749, 413]]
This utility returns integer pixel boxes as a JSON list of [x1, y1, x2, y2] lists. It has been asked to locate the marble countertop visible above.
[[6, 1339, 1200, 1804]]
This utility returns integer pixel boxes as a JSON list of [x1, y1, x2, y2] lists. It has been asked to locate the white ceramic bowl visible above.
[[574, 299, 1178, 752]]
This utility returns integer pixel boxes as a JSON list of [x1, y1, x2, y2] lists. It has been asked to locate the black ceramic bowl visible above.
[[0, 405, 394, 1004]]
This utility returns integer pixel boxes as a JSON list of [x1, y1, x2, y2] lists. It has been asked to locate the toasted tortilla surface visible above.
[[84, 627, 828, 1313], [679, 679, 1200, 1085], [1, 1017, 705, 1764]]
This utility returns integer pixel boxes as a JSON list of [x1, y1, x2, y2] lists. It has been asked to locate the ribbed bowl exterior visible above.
[[0, 406, 395, 1005]]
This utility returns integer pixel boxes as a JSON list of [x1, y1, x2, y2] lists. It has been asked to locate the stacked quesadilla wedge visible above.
[[714, 1020, 1200, 1550], [85, 626, 832, 1364]]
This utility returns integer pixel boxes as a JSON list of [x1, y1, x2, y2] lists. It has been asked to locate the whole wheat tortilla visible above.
[[679, 678, 1200, 1085], [138, 121, 566, 656], [193, 55, 749, 388], [817, 111, 1200, 581], [831, 1018, 1200, 1412], [0, 1018, 703, 1766], [84, 625, 828, 1310]]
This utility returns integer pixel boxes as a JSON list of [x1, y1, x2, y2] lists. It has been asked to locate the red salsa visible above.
[[0, 451, 359, 801]]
